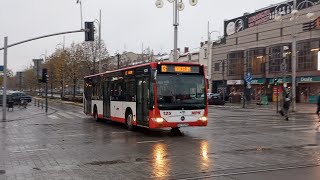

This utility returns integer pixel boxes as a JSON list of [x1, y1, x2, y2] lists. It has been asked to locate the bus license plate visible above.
[[178, 124, 189, 127]]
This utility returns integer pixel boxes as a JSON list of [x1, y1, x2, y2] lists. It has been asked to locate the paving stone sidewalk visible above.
[[0, 103, 55, 121]]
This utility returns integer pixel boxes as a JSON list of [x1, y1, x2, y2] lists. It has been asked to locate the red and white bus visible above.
[[84, 62, 208, 130]]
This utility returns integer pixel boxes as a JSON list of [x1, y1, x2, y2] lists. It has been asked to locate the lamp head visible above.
[[291, 9, 299, 16], [155, 0, 164, 8], [189, 0, 198, 6], [178, 2, 185, 11]]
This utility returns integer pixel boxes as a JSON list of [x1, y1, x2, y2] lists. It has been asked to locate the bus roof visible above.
[[84, 61, 203, 78]]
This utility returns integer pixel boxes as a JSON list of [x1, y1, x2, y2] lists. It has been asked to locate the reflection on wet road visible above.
[[1, 103, 320, 179]]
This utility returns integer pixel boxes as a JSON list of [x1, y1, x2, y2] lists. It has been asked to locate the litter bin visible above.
[[7, 101, 14, 111]]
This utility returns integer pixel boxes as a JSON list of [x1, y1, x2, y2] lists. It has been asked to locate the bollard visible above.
[[34, 99, 36, 106], [41, 101, 43, 109], [38, 99, 40, 107]]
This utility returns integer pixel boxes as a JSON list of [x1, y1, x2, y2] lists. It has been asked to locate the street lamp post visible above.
[[155, 0, 198, 62], [116, 53, 121, 69], [207, 22, 221, 93], [95, 10, 102, 73], [56, 43, 65, 98], [76, 0, 83, 29]]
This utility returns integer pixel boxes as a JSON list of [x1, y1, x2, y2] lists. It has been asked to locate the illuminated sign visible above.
[[161, 65, 168, 72], [125, 70, 134, 75], [174, 66, 191, 73], [159, 64, 200, 73]]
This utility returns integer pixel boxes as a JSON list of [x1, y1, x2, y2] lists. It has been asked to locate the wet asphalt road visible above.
[[1, 102, 320, 179]]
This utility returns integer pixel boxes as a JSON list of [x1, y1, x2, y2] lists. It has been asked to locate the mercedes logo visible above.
[[181, 116, 185, 121]]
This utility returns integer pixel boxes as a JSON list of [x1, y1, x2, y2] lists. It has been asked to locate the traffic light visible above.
[[274, 78, 278, 86], [85, 22, 94, 41], [41, 68, 48, 83]]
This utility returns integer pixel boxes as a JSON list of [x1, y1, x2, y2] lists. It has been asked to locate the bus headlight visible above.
[[200, 116, 208, 122], [152, 118, 164, 123]]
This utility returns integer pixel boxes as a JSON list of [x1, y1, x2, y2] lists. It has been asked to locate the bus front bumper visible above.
[[149, 119, 208, 129]]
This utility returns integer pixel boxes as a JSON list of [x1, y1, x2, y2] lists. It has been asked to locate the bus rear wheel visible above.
[[126, 113, 134, 131]]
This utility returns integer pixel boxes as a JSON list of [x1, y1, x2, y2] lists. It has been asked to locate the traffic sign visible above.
[[245, 72, 252, 83]]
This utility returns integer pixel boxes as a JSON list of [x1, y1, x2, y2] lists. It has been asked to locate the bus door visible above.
[[103, 80, 111, 118], [136, 76, 150, 126], [84, 82, 92, 114]]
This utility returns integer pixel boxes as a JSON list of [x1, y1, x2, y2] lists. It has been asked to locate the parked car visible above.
[[208, 93, 225, 105], [207, 93, 215, 99], [9, 91, 32, 105]]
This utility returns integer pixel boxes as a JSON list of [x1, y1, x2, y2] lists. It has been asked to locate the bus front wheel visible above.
[[126, 113, 134, 131]]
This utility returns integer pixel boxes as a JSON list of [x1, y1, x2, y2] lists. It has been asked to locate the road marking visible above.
[[13, 149, 48, 153], [66, 111, 87, 118], [136, 140, 164, 144], [288, 127, 313, 131], [111, 131, 129, 134], [57, 112, 73, 119], [64, 134, 87, 137], [48, 115, 59, 119]]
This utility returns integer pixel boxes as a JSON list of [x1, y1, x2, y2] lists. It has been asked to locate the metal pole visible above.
[[80, 1, 83, 29], [282, 58, 286, 108], [45, 81, 48, 113], [276, 85, 279, 113], [243, 55, 247, 108], [173, 0, 178, 62], [207, 21, 212, 93], [117, 54, 120, 69], [0, 29, 85, 51], [222, 60, 226, 102], [2, 37, 8, 120], [98, 9, 102, 73], [292, 20, 297, 112]]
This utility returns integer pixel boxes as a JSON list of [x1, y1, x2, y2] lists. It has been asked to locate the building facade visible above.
[[211, 0, 320, 103]]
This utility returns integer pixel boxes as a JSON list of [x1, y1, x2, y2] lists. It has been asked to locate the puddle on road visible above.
[[0, 170, 5, 174]]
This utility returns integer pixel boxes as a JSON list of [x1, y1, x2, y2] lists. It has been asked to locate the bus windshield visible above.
[[156, 74, 206, 110]]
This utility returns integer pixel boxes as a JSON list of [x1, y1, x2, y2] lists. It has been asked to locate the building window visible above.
[[297, 39, 320, 71], [228, 51, 244, 76], [246, 48, 266, 74], [269, 45, 292, 73], [214, 63, 220, 71]]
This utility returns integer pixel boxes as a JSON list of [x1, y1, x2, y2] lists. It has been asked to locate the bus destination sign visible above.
[[160, 65, 199, 73], [174, 66, 191, 72], [125, 70, 134, 75]]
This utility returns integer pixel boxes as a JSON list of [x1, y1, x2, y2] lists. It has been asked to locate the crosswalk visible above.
[[48, 111, 89, 120]]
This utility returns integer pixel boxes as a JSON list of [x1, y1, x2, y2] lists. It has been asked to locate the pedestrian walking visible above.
[[316, 92, 320, 116], [283, 94, 291, 121]]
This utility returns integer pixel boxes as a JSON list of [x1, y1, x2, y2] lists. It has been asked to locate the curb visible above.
[[210, 105, 316, 115]]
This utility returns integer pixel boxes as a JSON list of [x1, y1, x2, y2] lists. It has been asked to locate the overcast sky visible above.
[[0, 0, 284, 73]]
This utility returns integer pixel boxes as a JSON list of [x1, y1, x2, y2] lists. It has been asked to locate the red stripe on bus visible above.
[[110, 116, 126, 124]]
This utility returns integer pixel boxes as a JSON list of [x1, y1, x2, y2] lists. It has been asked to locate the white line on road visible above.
[[136, 140, 164, 144], [111, 131, 129, 134], [66, 111, 87, 118], [48, 115, 59, 119], [57, 112, 73, 119]]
